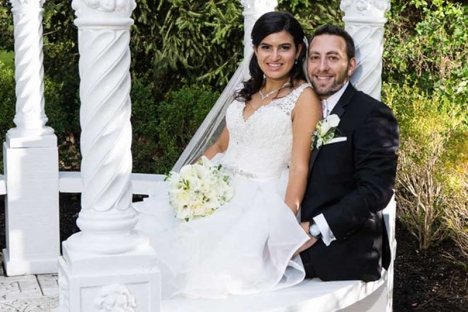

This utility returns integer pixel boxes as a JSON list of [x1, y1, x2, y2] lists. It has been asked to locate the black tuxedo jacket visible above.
[[300, 83, 399, 282]]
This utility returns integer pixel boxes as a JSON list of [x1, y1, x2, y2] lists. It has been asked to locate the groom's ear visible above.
[[348, 57, 357, 76]]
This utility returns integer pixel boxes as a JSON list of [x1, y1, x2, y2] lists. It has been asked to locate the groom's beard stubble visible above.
[[311, 70, 349, 99]]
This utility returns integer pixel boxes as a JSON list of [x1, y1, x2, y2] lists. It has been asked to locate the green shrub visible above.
[[131, 78, 160, 174], [384, 0, 468, 103], [151, 86, 219, 174], [44, 78, 81, 170], [383, 81, 468, 250], [0, 59, 16, 171]]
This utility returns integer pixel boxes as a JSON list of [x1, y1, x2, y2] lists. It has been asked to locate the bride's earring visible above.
[[295, 58, 298, 65]]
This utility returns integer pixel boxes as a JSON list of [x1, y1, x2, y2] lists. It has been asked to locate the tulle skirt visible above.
[[135, 170, 309, 299]]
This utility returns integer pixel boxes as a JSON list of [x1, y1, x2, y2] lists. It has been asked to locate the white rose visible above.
[[186, 176, 201, 190], [327, 114, 340, 127], [176, 190, 191, 205], [191, 202, 206, 218]]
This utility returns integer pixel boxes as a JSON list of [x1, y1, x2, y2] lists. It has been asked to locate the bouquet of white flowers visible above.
[[166, 156, 234, 222]]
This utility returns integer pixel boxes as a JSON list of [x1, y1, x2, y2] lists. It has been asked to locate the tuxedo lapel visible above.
[[308, 84, 357, 178]]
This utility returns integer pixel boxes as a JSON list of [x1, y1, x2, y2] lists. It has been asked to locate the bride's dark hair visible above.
[[236, 11, 307, 102]]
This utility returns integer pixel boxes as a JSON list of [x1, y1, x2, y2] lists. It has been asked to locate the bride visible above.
[[136, 11, 322, 299]]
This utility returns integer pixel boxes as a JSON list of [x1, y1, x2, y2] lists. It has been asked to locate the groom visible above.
[[299, 24, 399, 282]]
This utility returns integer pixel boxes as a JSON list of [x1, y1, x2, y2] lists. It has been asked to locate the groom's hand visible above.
[[293, 222, 318, 256]]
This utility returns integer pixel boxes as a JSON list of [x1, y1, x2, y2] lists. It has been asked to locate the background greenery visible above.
[[0, 0, 467, 258]]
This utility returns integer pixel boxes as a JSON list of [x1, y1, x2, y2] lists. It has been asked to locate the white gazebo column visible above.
[[241, 0, 277, 76], [341, 1, 393, 312], [3, 0, 60, 276], [341, 0, 391, 101], [58, 1, 160, 311]]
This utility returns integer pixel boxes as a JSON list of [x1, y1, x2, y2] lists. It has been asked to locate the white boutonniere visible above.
[[311, 114, 341, 150]]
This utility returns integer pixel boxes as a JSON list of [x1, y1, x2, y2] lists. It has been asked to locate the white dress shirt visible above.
[[314, 82, 349, 246]]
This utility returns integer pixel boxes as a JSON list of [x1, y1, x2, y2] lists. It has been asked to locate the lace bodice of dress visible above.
[[221, 83, 310, 181]]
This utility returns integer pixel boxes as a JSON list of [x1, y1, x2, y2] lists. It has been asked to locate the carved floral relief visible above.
[[9, 0, 45, 8], [341, 0, 390, 15], [84, 0, 136, 13], [94, 284, 137, 312]]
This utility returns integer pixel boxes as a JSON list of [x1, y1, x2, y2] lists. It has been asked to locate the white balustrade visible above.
[[341, 0, 391, 101], [58, 1, 160, 311], [3, 0, 60, 276]]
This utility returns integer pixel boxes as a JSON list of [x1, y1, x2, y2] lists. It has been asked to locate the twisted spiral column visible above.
[[341, 0, 391, 101], [9, 0, 53, 140], [66, 0, 146, 254], [241, 0, 277, 77]]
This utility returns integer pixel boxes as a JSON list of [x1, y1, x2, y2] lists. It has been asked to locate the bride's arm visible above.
[[202, 126, 230, 160], [284, 87, 322, 215]]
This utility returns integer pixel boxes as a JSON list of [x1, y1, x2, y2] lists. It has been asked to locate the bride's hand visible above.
[[293, 235, 317, 257]]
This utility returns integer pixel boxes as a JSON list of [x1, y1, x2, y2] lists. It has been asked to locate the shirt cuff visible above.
[[314, 214, 336, 246]]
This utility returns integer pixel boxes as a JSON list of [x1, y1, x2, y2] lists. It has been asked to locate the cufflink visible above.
[[309, 221, 322, 239]]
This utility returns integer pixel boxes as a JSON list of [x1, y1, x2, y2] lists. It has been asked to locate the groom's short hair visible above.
[[309, 24, 356, 61]]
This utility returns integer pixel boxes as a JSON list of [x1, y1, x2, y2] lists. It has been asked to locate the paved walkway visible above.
[[0, 265, 58, 312]]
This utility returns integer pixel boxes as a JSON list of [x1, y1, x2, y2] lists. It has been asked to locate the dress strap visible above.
[[276, 83, 311, 116]]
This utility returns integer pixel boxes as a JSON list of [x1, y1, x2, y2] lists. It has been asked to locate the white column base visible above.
[[58, 243, 161, 312], [6, 127, 57, 148], [2, 248, 59, 276], [3, 135, 60, 276]]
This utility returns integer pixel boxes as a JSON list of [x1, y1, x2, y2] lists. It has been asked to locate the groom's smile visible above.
[[307, 34, 356, 99]]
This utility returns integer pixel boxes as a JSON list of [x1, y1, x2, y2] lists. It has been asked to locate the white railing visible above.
[[58, 172, 165, 195], [1, 0, 392, 311]]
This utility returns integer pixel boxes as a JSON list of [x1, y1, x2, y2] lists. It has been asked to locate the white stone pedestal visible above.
[[3, 134, 60, 276], [58, 245, 160, 312]]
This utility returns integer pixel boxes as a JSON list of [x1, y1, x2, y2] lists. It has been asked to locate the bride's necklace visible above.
[[259, 82, 290, 100]]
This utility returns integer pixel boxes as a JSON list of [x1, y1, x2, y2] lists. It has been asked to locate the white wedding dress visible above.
[[135, 83, 311, 299]]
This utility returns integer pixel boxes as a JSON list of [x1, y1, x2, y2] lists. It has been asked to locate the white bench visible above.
[[127, 175, 396, 312], [162, 276, 387, 312]]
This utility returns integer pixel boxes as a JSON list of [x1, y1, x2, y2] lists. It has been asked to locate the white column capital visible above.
[[9, 0, 45, 10], [241, 0, 277, 16], [341, 0, 390, 24], [72, 0, 136, 22], [341, 0, 391, 100]]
